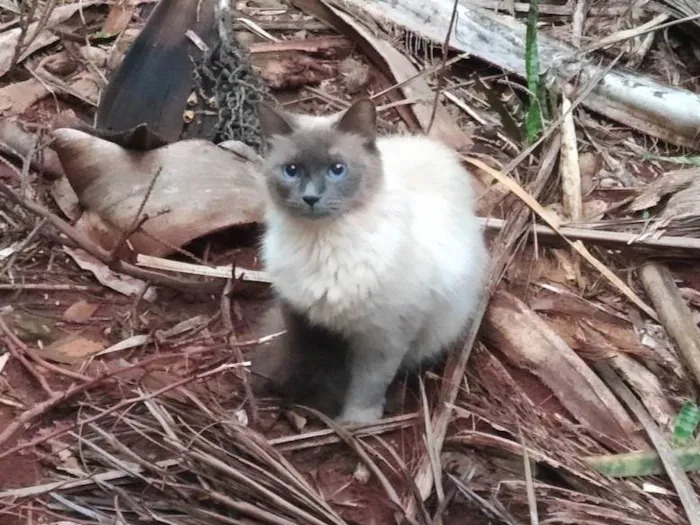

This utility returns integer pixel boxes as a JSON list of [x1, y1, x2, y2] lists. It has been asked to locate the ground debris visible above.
[[1, 0, 700, 524]]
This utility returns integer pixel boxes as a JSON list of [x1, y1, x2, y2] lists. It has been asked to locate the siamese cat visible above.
[[254, 99, 487, 424]]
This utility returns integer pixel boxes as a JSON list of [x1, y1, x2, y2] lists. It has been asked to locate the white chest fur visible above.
[[262, 197, 408, 331]]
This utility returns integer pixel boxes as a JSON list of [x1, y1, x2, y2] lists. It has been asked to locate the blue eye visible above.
[[327, 163, 347, 179], [283, 164, 300, 178]]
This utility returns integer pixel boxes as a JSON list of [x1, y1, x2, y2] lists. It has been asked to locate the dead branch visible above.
[[640, 262, 700, 388], [0, 180, 223, 294], [0, 346, 223, 456], [480, 217, 700, 258], [0, 315, 54, 396]]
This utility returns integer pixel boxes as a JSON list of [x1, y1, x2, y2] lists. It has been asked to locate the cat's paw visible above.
[[336, 404, 383, 425]]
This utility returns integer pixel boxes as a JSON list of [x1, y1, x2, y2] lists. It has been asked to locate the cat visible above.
[[254, 98, 488, 424]]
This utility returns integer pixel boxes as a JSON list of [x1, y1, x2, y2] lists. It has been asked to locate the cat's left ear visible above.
[[336, 98, 376, 141], [258, 103, 294, 138]]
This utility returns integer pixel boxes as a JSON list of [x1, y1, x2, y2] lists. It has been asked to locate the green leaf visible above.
[[673, 400, 700, 446], [586, 446, 700, 478], [525, 104, 541, 144]]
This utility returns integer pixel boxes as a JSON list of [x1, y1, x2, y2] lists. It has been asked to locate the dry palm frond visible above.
[[653, 0, 700, 29], [446, 345, 697, 525], [3, 380, 349, 525]]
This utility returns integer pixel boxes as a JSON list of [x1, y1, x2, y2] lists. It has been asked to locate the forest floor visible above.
[[1, 1, 700, 524]]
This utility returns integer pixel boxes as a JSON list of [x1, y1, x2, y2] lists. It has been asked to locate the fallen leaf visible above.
[[62, 300, 99, 323], [630, 168, 698, 212], [39, 334, 105, 364], [234, 409, 249, 427], [0, 242, 21, 261], [52, 129, 266, 258], [484, 290, 646, 449], [45, 437, 81, 471], [0, 352, 9, 374], [63, 246, 157, 301], [352, 462, 371, 484], [38, 50, 80, 76], [100, 0, 137, 37], [96, 334, 151, 356], [582, 199, 608, 220]]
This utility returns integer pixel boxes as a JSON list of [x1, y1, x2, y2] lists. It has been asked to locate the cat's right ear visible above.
[[258, 103, 294, 138], [336, 98, 377, 141]]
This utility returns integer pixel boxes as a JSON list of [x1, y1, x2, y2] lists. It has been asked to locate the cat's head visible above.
[[257, 99, 383, 220]]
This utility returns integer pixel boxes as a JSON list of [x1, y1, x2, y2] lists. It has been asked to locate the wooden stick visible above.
[[248, 35, 350, 54], [559, 95, 582, 222], [640, 263, 700, 388], [0, 283, 99, 291], [478, 217, 700, 257]]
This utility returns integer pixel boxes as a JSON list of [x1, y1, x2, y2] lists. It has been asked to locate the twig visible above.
[[10, 0, 38, 69], [559, 95, 582, 222], [108, 166, 162, 263], [0, 283, 99, 292], [269, 413, 418, 452], [571, 0, 589, 48], [0, 347, 221, 455], [479, 217, 700, 257], [466, 156, 658, 321], [426, 0, 459, 133], [0, 216, 47, 277], [519, 428, 539, 525], [0, 181, 222, 293], [0, 316, 91, 383], [248, 35, 350, 54], [0, 316, 54, 396], [447, 473, 522, 525], [597, 363, 700, 525], [370, 52, 470, 102], [221, 277, 258, 423], [170, 440, 336, 525], [0, 120, 64, 179], [640, 263, 700, 388], [580, 12, 681, 55], [501, 52, 623, 176], [135, 254, 270, 283], [300, 407, 421, 525]]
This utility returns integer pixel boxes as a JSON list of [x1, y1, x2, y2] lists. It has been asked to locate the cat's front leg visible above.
[[336, 329, 408, 424]]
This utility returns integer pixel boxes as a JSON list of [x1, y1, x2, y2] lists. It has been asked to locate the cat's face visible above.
[[258, 99, 383, 220]]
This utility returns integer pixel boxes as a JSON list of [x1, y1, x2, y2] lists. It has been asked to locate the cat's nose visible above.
[[303, 195, 320, 207]]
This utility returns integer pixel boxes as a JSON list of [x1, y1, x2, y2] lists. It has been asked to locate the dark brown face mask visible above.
[[257, 99, 384, 220]]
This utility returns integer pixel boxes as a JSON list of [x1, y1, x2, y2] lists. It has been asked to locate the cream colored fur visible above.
[[262, 128, 488, 423]]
